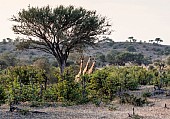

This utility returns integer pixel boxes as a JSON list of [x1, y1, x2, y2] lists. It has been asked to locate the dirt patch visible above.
[[1, 97, 170, 119]]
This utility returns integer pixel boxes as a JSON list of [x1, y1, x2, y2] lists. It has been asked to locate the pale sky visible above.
[[0, 0, 170, 45]]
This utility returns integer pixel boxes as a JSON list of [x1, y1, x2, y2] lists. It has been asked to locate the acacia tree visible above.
[[11, 5, 111, 74], [128, 36, 133, 42], [155, 38, 163, 44]]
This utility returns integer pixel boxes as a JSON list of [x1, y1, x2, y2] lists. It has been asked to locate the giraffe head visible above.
[[78, 55, 84, 64], [87, 56, 91, 62]]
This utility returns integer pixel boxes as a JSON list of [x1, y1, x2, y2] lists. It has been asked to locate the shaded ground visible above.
[[1, 97, 170, 119]]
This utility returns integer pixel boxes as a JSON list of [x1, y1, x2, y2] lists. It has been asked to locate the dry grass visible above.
[[0, 95, 170, 119]]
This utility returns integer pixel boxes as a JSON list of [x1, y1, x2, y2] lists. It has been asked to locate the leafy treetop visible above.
[[11, 5, 111, 74]]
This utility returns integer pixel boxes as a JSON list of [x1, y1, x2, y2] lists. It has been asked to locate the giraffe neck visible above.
[[88, 61, 95, 74], [83, 57, 91, 75], [78, 59, 83, 75], [75, 59, 83, 82]]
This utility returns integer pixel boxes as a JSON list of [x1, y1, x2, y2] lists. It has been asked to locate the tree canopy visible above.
[[11, 5, 111, 74], [106, 52, 151, 66]]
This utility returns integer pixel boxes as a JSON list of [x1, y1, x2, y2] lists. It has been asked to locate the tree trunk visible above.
[[55, 53, 67, 77], [58, 59, 66, 81]]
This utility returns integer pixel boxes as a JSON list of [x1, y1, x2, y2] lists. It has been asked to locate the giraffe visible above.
[[75, 56, 96, 82], [82, 56, 91, 75], [87, 59, 96, 75], [75, 56, 84, 82]]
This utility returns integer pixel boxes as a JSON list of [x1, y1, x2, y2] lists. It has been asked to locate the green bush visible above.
[[56, 67, 81, 102], [0, 85, 6, 104], [0, 63, 169, 106], [120, 93, 147, 106], [142, 92, 152, 98], [87, 69, 109, 100], [2, 66, 45, 103], [43, 85, 58, 102], [126, 46, 136, 52], [57, 79, 80, 102]]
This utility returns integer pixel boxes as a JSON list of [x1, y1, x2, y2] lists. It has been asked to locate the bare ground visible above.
[[0, 96, 170, 119]]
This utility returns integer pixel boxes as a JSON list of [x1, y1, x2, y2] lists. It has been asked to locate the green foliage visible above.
[[6, 66, 44, 85], [120, 93, 147, 106], [115, 52, 146, 65], [0, 53, 17, 70], [56, 66, 81, 102], [105, 50, 120, 64], [57, 80, 80, 102], [43, 85, 58, 102], [87, 66, 148, 101], [0, 85, 6, 104], [164, 47, 170, 55], [12, 5, 111, 74], [0, 61, 170, 106], [120, 68, 138, 90], [86, 65, 170, 104], [96, 53, 106, 62], [106, 51, 151, 66], [33, 57, 50, 73], [92, 98, 102, 107], [142, 92, 152, 98], [126, 45, 136, 52], [87, 69, 109, 100], [1, 66, 45, 103]]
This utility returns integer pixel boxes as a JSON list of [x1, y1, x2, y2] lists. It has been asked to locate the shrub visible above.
[[3, 66, 45, 103], [87, 69, 109, 100], [142, 92, 152, 98], [57, 80, 80, 102], [120, 93, 147, 106], [97, 54, 106, 62], [56, 66, 81, 102], [127, 79, 138, 90], [43, 85, 58, 102], [126, 46, 136, 52], [0, 85, 6, 104], [164, 47, 170, 55]]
